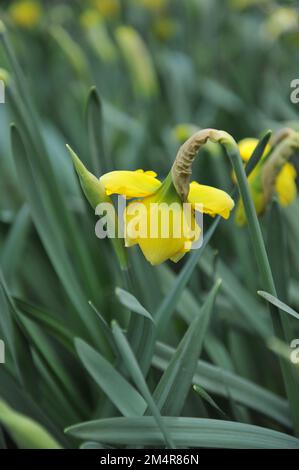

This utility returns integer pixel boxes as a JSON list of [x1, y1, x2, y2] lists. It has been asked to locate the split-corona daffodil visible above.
[[99, 133, 234, 265], [99, 170, 229, 265], [235, 134, 298, 225], [69, 129, 235, 265]]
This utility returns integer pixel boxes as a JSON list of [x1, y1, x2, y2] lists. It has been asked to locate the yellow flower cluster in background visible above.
[[9, 0, 41, 29], [91, 0, 120, 19], [136, 0, 168, 13], [235, 138, 297, 225], [264, 7, 299, 40]]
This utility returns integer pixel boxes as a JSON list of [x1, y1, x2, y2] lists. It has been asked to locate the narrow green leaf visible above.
[[111, 321, 175, 448], [75, 338, 146, 417], [193, 385, 227, 418], [85, 86, 108, 174], [0, 271, 35, 392], [153, 342, 291, 429], [152, 280, 221, 415], [15, 298, 75, 354], [266, 199, 299, 435], [116, 287, 155, 323], [66, 416, 299, 449], [258, 291, 299, 321], [88, 301, 116, 353], [10, 124, 101, 345], [80, 441, 112, 449], [116, 286, 156, 374], [199, 248, 271, 337], [0, 205, 31, 281], [245, 130, 272, 177]]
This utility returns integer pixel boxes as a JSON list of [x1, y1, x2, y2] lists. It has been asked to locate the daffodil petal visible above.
[[188, 181, 235, 219], [275, 163, 297, 206], [124, 194, 200, 265], [100, 170, 161, 198]]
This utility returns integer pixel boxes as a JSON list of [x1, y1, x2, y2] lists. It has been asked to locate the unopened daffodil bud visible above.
[[115, 26, 158, 98], [67, 145, 127, 269]]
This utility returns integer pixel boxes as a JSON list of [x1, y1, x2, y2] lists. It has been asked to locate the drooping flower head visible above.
[[235, 131, 299, 225], [69, 129, 235, 265]]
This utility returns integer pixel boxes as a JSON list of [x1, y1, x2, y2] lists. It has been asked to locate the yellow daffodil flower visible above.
[[99, 169, 234, 265], [69, 129, 235, 266], [9, 0, 41, 29], [235, 137, 298, 225]]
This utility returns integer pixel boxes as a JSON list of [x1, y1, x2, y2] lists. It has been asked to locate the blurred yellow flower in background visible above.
[[152, 17, 177, 41], [238, 138, 271, 163], [9, 0, 41, 29], [235, 137, 297, 225], [172, 124, 200, 144], [264, 7, 299, 39], [80, 9, 101, 29], [115, 26, 158, 98], [91, 0, 120, 19], [136, 0, 168, 13], [80, 9, 117, 61]]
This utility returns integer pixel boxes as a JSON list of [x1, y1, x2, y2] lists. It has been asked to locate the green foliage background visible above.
[[0, 0, 299, 449]]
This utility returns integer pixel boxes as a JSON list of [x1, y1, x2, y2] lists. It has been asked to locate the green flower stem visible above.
[[225, 142, 299, 436], [225, 143, 276, 294]]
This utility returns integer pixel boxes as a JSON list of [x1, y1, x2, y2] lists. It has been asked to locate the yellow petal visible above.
[[187, 181, 235, 219], [124, 195, 200, 265], [100, 169, 161, 198], [238, 138, 270, 162], [275, 163, 297, 206]]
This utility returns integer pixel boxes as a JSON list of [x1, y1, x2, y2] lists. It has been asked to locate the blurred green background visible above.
[[0, 0, 299, 450]]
